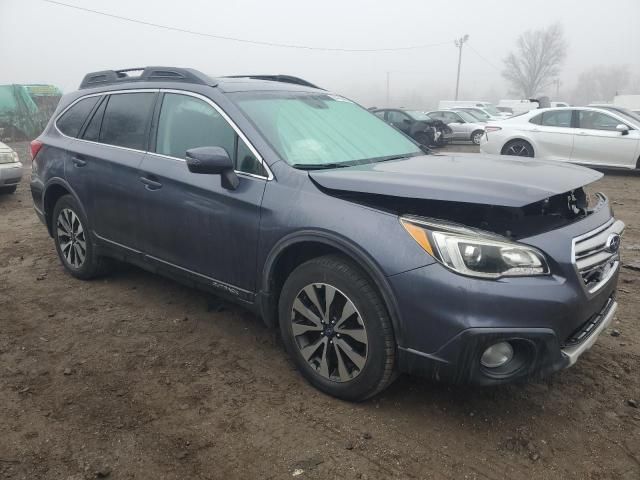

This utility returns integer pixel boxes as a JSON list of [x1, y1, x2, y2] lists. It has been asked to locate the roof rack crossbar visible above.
[[223, 75, 323, 90], [79, 66, 216, 89]]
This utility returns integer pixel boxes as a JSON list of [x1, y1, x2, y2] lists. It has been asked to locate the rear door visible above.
[[137, 91, 268, 293], [75, 91, 157, 251], [528, 110, 575, 161], [572, 110, 640, 167]]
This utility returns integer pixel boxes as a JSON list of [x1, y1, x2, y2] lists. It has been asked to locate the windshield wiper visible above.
[[291, 163, 352, 170], [371, 152, 424, 163]]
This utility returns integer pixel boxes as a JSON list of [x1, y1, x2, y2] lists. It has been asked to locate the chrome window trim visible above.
[[53, 88, 273, 180]]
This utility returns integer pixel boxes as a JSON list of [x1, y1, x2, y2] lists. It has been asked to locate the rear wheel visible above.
[[501, 139, 534, 157], [52, 195, 111, 279], [278, 255, 396, 401], [471, 130, 484, 145]]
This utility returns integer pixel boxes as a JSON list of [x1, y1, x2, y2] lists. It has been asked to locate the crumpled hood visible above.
[[309, 153, 603, 208]]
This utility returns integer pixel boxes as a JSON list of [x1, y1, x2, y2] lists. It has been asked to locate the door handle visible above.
[[139, 175, 162, 190], [71, 155, 87, 167]]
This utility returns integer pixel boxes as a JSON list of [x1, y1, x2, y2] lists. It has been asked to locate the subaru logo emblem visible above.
[[605, 233, 621, 254]]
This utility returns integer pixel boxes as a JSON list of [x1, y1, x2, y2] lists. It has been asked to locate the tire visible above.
[[52, 195, 111, 280], [471, 130, 484, 145], [414, 131, 433, 147], [278, 254, 396, 401], [0, 185, 17, 194], [501, 139, 534, 157]]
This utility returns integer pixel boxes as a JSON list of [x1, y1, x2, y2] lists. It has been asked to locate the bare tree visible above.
[[570, 65, 631, 105], [502, 23, 567, 98]]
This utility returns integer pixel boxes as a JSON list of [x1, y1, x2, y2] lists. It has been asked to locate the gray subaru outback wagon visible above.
[[30, 67, 624, 400]]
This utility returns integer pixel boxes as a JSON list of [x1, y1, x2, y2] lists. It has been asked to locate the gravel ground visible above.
[[1, 141, 639, 479]]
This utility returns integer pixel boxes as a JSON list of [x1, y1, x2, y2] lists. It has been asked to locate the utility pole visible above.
[[454, 34, 469, 101]]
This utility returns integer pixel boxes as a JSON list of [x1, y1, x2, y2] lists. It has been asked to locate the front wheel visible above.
[[501, 139, 534, 157], [278, 255, 396, 401], [471, 130, 484, 145]]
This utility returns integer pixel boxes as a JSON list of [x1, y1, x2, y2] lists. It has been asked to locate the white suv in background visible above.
[[480, 107, 640, 169]]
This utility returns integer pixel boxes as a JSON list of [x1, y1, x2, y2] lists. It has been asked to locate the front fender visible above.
[[259, 229, 406, 346]]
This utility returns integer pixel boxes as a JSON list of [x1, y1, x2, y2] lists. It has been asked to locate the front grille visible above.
[[563, 296, 614, 347], [572, 219, 625, 294]]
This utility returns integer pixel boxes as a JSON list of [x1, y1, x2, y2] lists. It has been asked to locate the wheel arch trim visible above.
[[42, 177, 89, 236], [260, 230, 404, 345]]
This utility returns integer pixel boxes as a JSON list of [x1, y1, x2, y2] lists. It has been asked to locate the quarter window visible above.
[[578, 111, 621, 131], [100, 93, 156, 150], [156, 93, 266, 176], [82, 98, 106, 141], [57, 96, 100, 137]]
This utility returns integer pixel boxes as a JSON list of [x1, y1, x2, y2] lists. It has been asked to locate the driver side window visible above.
[[156, 93, 266, 176], [578, 111, 621, 131]]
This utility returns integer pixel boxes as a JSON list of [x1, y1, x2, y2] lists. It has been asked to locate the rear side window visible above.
[[57, 96, 100, 137], [540, 110, 572, 127], [100, 93, 155, 150]]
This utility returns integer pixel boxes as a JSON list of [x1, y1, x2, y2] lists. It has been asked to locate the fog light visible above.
[[480, 342, 514, 368]]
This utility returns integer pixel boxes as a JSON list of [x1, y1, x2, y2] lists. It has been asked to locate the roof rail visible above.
[[223, 75, 323, 90], [79, 66, 216, 90]]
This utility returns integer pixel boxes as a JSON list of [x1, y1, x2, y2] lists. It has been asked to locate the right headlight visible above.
[[400, 216, 550, 279]]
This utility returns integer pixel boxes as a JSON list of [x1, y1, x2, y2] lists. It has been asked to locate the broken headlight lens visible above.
[[401, 216, 549, 279]]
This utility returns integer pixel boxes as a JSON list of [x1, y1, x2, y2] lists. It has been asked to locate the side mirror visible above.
[[616, 124, 630, 135], [402, 118, 411, 124], [186, 146, 239, 190]]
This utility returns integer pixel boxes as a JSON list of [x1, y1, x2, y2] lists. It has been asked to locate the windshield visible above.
[[406, 110, 432, 121], [482, 105, 501, 116], [456, 110, 479, 123], [459, 108, 490, 121], [233, 92, 422, 167], [601, 106, 640, 124]]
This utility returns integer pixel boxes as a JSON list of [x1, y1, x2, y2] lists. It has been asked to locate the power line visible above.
[[43, 0, 452, 53], [466, 43, 502, 72]]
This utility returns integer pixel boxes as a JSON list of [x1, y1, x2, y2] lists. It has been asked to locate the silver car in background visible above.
[[427, 110, 486, 144], [480, 107, 640, 169], [0, 141, 22, 194]]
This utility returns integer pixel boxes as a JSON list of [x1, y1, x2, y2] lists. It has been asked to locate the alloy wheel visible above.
[[505, 143, 533, 157], [290, 283, 368, 383], [56, 208, 87, 268], [472, 132, 483, 145]]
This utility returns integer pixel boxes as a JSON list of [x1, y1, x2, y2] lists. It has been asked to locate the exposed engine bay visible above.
[[333, 187, 599, 239]]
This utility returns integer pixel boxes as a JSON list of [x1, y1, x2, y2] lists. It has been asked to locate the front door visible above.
[[138, 91, 268, 293], [572, 110, 640, 168]]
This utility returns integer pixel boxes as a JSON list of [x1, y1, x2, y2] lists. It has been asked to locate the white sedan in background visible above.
[[480, 107, 640, 169], [0, 141, 23, 194]]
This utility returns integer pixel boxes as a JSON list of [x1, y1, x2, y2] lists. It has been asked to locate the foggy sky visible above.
[[1, 0, 639, 108]]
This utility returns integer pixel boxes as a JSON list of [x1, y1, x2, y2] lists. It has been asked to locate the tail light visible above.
[[30, 139, 43, 160], [484, 126, 502, 133]]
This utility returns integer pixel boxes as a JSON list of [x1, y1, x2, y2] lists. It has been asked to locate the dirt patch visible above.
[[1, 142, 639, 479]]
